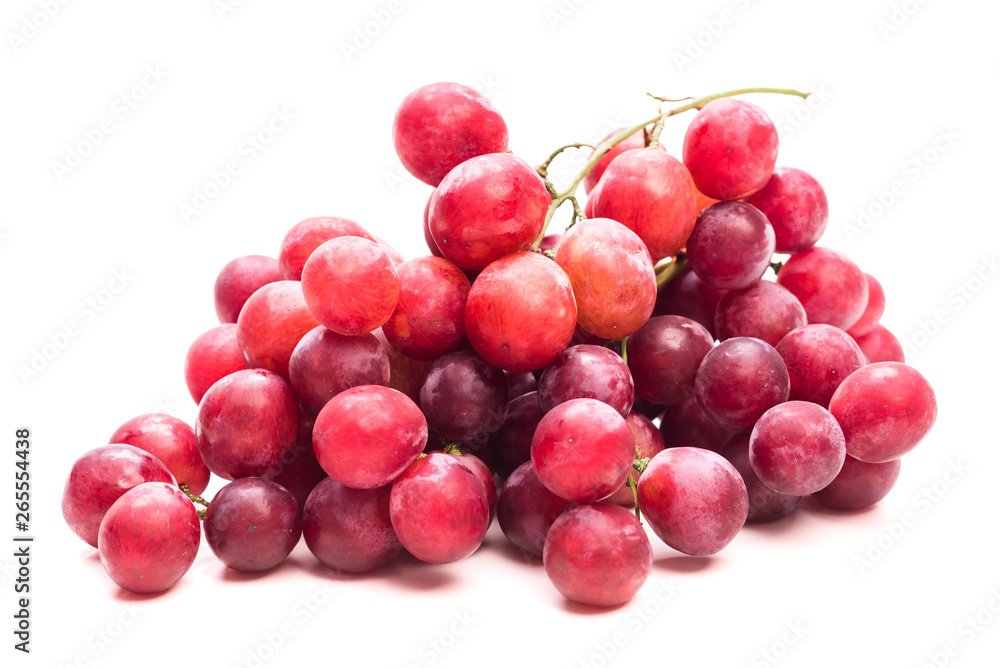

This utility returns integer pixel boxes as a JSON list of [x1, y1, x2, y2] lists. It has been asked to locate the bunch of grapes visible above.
[[62, 82, 937, 607]]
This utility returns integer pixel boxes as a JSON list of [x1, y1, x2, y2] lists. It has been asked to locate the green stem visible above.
[[625, 474, 640, 522], [179, 483, 210, 521], [536, 143, 594, 179], [619, 337, 628, 364], [530, 87, 810, 250]]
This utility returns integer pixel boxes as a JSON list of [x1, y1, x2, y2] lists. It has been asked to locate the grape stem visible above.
[[530, 86, 811, 250], [624, 474, 641, 522], [179, 483, 210, 521], [655, 253, 689, 290]]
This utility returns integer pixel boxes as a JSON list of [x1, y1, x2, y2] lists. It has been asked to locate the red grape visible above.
[[393, 82, 509, 187], [814, 455, 902, 511], [829, 362, 937, 463], [428, 153, 549, 271], [237, 281, 319, 379], [389, 453, 489, 564], [303, 478, 401, 573], [98, 482, 200, 593], [745, 167, 828, 253], [604, 412, 665, 506], [749, 401, 846, 496], [714, 280, 807, 347], [554, 218, 656, 339], [683, 98, 778, 200], [203, 478, 301, 572], [531, 398, 634, 503], [214, 255, 282, 324], [301, 237, 400, 336], [372, 328, 433, 403], [465, 252, 577, 372], [382, 256, 471, 361], [695, 337, 790, 431], [637, 447, 748, 556], [543, 504, 652, 607], [422, 192, 444, 257], [278, 216, 374, 281], [109, 413, 210, 496], [852, 324, 905, 364], [590, 148, 698, 261], [497, 462, 576, 557], [719, 433, 798, 524], [659, 398, 732, 452], [627, 315, 714, 406], [62, 445, 175, 548], [313, 385, 427, 489], [288, 326, 389, 416], [184, 324, 247, 404], [441, 450, 497, 523], [686, 201, 776, 290], [537, 344, 634, 417], [846, 273, 886, 337], [776, 324, 866, 406], [196, 369, 299, 480], [271, 414, 326, 511], [776, 247, 869, 330]]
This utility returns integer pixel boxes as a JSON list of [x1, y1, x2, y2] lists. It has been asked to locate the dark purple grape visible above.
[[719, 434, 798, 523], [419, 350, 509, 443], [654, 267, 727, 338], [659, 398, 732, 452], [497, 462, 576, 557], [813, 456, 902, 511], [488, 391, 544, 478], [627, 315, 714, 406], [505, 371, 537, 400], [537, 344, 634, 417], [303, 478, 401, 573], [204, 478, 301, 572], [686, 202, 776, 290], [695, 337, 789, 431]]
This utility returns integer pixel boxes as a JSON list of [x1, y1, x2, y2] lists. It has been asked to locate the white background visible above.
[[2, 1, 998, 667]]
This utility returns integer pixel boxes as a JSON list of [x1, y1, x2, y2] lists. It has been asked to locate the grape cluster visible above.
[[62, 82, 937, 607]]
